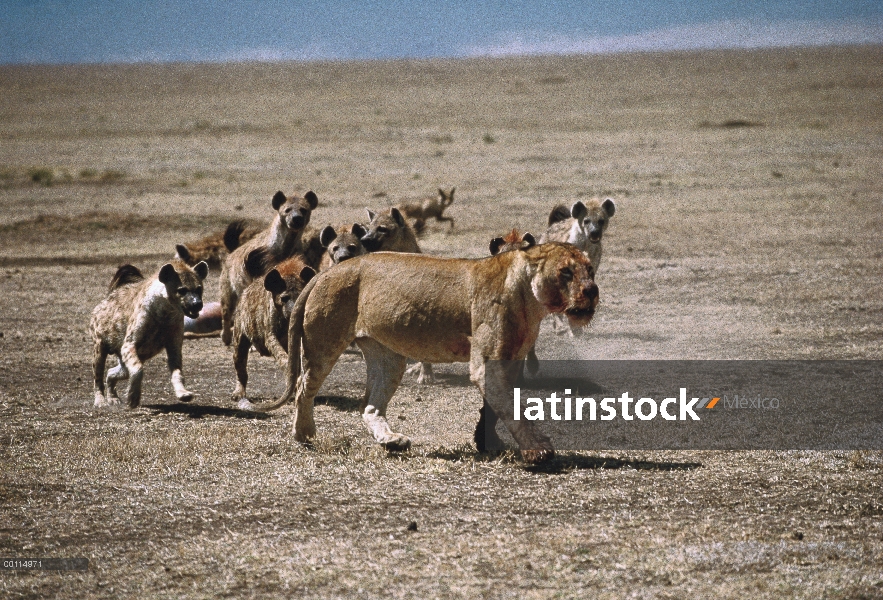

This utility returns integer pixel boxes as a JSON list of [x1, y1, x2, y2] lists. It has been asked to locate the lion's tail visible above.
[[252, 274, 319, 412]]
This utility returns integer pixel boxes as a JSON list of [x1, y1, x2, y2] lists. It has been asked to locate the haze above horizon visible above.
[[2, 0, 882, 65]]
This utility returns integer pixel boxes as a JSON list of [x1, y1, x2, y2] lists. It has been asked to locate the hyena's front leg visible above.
[[165, 339, 194, 403], [232, 334, 252, 410]]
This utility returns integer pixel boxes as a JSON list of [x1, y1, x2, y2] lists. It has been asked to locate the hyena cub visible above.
[[232, 254, 316, 410], [175, 219, 262, 272], [397, 187, 456, 230], [318, 223, 367, 271], [90, 259, 209, 408], [539, 197, 615, 271], [220, 190, 318, 345]]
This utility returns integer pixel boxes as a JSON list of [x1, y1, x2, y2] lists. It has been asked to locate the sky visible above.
[[2, 0, 882, 64]]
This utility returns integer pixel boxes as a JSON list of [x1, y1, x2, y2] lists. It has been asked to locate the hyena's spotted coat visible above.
[[90, 259, 208, 408]]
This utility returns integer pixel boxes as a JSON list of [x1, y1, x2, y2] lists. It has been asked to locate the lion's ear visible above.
[[602, 198, 616, 217], [570, 201, 587, 220], [366, 208, 376, 222], [319, 225, 337, 248], [390, 207, 405, 227], [521, 233, 536, 249], [351, 223, 367, 238], [489, 237, 504, 256]]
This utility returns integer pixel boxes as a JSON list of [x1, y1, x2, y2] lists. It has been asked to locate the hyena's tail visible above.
[[223, 219, 249, 252], [108, 264, 144, 293], [547, 204, 571, 227], [253, 275, 319, 412]]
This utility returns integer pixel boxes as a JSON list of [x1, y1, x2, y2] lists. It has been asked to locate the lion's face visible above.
[[532, 244, 599, 327]]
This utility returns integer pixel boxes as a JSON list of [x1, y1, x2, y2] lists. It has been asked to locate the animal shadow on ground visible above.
[[315, 395, 362, 412], [524, 454, 703, 474], [145, 403, 271, 420], [517, 376, 607, 395]]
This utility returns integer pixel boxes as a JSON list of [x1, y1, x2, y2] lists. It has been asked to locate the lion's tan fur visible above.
[[231, 256, 315, 409], [264, 242, 598, 464], [219, 190, 318, 345], [397, 187, 455, 230], [90, 259, 208, 408]]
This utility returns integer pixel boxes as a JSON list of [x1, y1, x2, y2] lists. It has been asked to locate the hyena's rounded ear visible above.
[[193, 261, 209, 281], [365, 208, 376, 222], [521, 233, 536, 249], [319, 225, 338, 248], [304, 190, 318, 210], [570, 201, 588, 220], [263, 269, 286, 295], [390, 207, 405, 227], [158, 263, 180, 285], [602, 198, 616, 217], [489, 237, 505, 256], [299, 266, 316, 283], [351, 223, 367, 238], [175, 244, 192, 263], [271, 191, 287, 210]]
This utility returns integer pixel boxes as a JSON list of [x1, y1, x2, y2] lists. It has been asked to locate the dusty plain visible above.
[[1, 46, 882, 598]]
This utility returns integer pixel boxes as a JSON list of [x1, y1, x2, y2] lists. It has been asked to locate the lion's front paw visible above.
[[94, 393, 119, 408], [520, 448, 555, 465], [237, 398, 256, 411], [381, 433, 412, 452], [177, 390, 194, 403]]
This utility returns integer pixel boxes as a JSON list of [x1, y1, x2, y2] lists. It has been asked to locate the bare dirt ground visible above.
[[1, 46, 882, 598]]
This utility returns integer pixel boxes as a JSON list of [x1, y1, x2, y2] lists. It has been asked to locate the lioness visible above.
[[90, 259, 208, 408], [260, 242, 599, 464]]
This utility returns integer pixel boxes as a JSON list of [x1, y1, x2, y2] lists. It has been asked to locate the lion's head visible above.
[[527, 243, 599, 327]]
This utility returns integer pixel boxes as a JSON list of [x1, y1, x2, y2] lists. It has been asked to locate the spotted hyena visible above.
[[231, 254, 316, 410], [318, 223, 367, 271], [90, 259, 208, 408], [219, 190, 318, 345]]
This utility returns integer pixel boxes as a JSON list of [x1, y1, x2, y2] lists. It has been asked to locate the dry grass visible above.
[[1, 46, 882, 598]]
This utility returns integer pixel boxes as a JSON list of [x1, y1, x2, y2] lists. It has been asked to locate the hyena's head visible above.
[[320, 223, 367, 265], [489, 228, 536, 256], [271, 190, 319, 234], [569, 197, 615, 244], [360, 207, 408, 252], [263, 257, 316, 322], [526, 243, 599, 328], [158, 259, 209, 319]]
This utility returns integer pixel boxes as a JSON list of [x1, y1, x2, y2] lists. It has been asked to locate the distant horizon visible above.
[[2, 1, 882, 66]]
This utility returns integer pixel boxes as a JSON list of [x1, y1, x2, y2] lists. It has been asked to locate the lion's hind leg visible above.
[[355, 337, 410, 451]]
